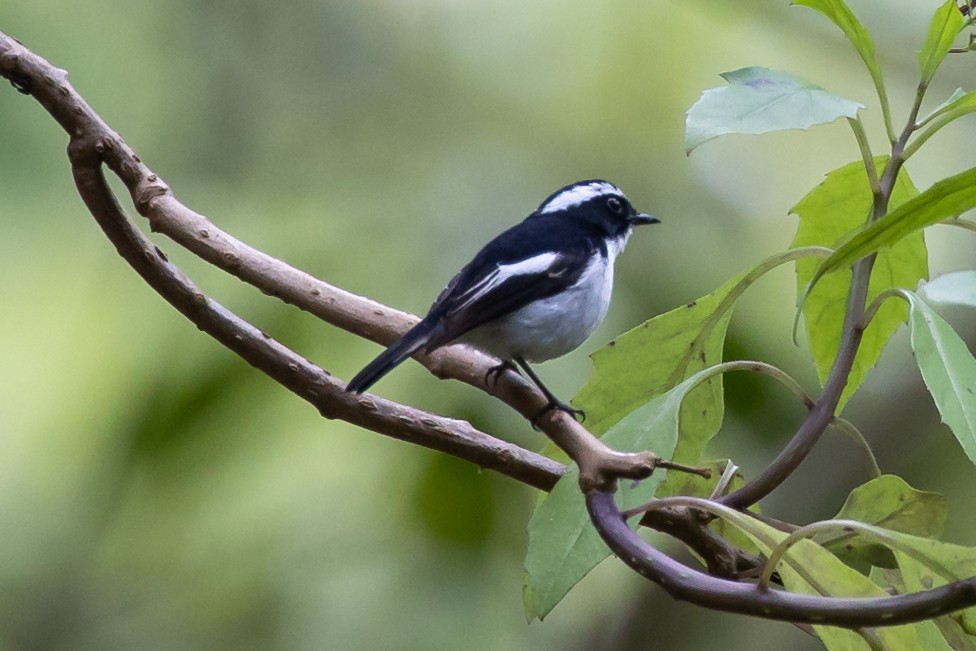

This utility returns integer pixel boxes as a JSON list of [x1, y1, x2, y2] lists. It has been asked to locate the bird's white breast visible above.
[[461, 233, 628, 363]]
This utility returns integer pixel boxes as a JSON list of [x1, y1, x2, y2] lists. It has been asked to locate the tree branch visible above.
[[2, 29, 672, 492], [0, 31, 564, 493], [588, 490, 976, 627]]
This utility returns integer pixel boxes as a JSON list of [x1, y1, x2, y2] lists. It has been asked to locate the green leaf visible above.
[[572, 286, 729, 443], [524, 380, 685, 620], [868, 565, 952, 651], [834, 475, 946, 538], [825, 475, 947, 570], [882, 529, 976, 637], [573, 248, 827, 450], [709, 507, 923, 649], [684, 67, 863, 153], [921, 88, 976, 126], [793, 159, 926, 409], [928, 87, 970, 119], [905, 292, 976, 468], [809, 165, 976, 287], [869, 567, 957, 650], [919, 0, 966, 85], [920, 271, 976, 307], [525, 249, 820, 619]]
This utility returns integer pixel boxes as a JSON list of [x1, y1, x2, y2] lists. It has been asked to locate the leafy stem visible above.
[[848, 117, 879, 195], [759, 519, 960, 590], [905, 97, 976, 159]]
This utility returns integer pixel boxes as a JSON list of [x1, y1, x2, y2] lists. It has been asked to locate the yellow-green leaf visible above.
[[793, 159, 926, 410], [825, 475, 946, 570], [919, 0, 966, 84], [710, 507, 923, 649], [808, 165, 976, 288]]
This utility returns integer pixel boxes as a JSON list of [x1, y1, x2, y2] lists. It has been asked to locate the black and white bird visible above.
[[346, 180, 659, 422]]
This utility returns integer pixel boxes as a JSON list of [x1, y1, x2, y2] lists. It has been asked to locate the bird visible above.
[[345, 179, 659, 424]]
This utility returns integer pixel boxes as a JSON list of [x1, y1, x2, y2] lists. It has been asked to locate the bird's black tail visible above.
[[345, 320, 435, 394]]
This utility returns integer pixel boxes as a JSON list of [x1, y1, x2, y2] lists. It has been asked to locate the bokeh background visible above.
[[3, 1, 976, 649]]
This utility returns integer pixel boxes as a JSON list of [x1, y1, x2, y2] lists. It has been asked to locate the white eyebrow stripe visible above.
[[539, 182, 623, 214], [455, 252, 559, 310]]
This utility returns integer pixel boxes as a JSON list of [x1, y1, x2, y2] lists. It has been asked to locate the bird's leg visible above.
[[484, 359, 518, 388], [513, 356, 585, 428]]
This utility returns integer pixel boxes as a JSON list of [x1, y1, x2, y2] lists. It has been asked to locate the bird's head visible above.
[[533, 179, 659, 237]]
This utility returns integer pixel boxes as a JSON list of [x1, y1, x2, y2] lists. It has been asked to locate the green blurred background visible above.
[[2, 1, 976, 649]]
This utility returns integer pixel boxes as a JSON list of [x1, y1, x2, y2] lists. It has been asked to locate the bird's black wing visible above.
[[426, 222, 595, 350]]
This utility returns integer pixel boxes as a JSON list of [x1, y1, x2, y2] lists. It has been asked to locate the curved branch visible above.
[[587, 490, 976, 626], [0, 30, 666, 491], [0, 32, 562, 493]]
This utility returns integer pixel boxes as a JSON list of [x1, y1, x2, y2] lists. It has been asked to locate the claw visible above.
[[484, 360, 517, 388], [530, 401, 586, 430]]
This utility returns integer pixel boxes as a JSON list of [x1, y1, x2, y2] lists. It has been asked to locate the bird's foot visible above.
[[530, 400, 586, 430], [484, 360, 518, 388]]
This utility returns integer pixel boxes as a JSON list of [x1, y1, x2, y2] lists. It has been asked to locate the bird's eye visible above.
[[606, 197, 624, 214]]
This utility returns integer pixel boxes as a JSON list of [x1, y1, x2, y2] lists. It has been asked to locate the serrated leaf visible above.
[[524, 381, 684, 620], [572, 283, 733, 444], [793, 159, 926, 409], [919, 0, 966, 84], [684, 67, 863, 153], [809, 165, 976, 288], [905, 292, 976, 468], [824, 475, 946, 570], [920, 271, 976, 307]]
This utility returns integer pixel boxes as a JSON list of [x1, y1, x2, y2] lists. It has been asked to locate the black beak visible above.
[[630, 211, 660, 225]]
